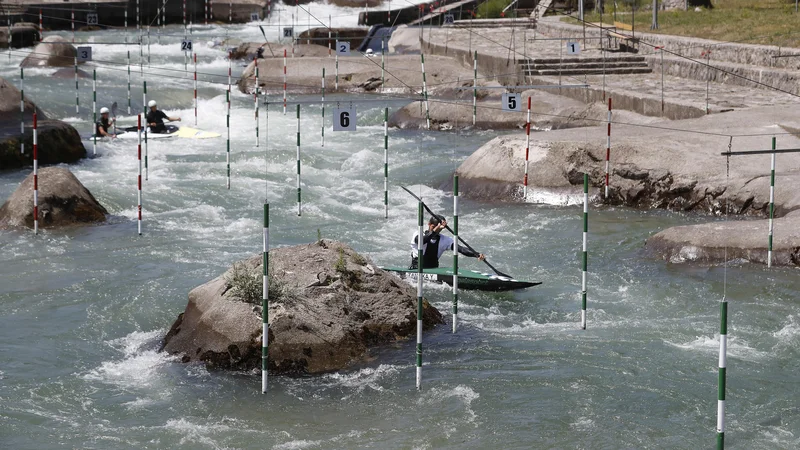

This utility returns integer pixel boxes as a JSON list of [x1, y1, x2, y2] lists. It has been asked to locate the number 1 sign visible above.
[[332, 108, 356, 131], [566, 41, 581, 55]]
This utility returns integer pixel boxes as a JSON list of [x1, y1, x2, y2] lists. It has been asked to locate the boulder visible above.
[[0, 167, 108, 229], [0, 76, 86, 170], [1, 24, 40, 49], [20, 35, 80, 68], [230, 42, 330, 61], [296, 27, 368, 50], [161, 240, 444, 375], [645, 210, 800, 266]]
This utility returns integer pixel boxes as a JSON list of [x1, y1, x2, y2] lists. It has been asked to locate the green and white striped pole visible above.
[[92, 69, 97, 156], [335, 33, 339, 90], [296, 104, 302, 216], [19, 68, 24, 155], [453, 175, 459, 333], [262, 202, 270, 393], [420, 54, 430, 130], [472, 51, 477, 126], [416, 200, 424, 389], [254, 58, 259, 146], [581, 173, 588, 330], [383, 107, 389, 219], [127, 44, 131, 114], [142, 81, 148, 180], [226, 89, 231, 189], [768, 136, 776, 268], [74, 55, 79, 114], [321, 68, 325, 147], [717, 291, 728, 448], [381, 37, 385, 93]]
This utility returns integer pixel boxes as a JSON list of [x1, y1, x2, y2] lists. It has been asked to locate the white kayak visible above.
[[89, 126, 221, 141]]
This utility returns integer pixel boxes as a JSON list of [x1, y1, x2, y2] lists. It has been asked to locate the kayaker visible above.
[[410, 214, 485, 269], [95, 107, 116, 138], [146, 100, 181, 133]]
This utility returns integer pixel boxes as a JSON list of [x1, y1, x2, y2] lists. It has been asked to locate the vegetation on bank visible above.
[[562, 0, 800, 48], [476, 0, 515, 18]]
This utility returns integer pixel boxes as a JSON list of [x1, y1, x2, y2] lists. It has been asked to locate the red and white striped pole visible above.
[[39, 9, 43, 41], [137, 114, 143, 235], [605, 98, 612, 199], [71, 8, 75, 43], [33, 112, 39, 235], [523, 96, 531, 198], [205, 0, 208, 25], [194, 53, 198, 126], [283, 49, 287, 115]]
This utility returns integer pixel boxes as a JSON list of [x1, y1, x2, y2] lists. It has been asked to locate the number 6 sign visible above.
[[336, 41, 350, 55], [501, 93, 521, 112], [332, 107, 357, 131]]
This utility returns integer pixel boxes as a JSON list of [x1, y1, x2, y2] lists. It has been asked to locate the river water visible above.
[[1, 7, 799, 449]]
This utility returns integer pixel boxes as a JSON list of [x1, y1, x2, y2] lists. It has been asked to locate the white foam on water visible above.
[[664, 335, 771, 362], [83, 329, 177, 389], [417, 385, 480, 424]]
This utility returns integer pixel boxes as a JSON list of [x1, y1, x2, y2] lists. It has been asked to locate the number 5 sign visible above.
[[332, 108, 357, 131], [501, 93, 521, 112]]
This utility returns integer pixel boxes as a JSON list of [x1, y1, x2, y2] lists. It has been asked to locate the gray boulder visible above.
[[0, 167, 108, 229], [645, 210, 800, 266], [161, 240, 444, 375], [20, 35, 80, 68]]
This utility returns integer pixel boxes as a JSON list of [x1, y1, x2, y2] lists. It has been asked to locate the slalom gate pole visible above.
[[321, 68, 325, 147], [226, 85, 231, 189], [137, 114, 143, 235], [328, 15, 331, 56], [92, 69, 97, 156], [143, 81, 148, 180], [283, 49, 287, 114], [420, 54, 430, 130], [472, 51, 477, 126], [768, 136, 776, 268], [157, 8, 161, 43], [254, 57, 259, 146], [453, 175, 459, 333], [194, 53, 198, 126], [384, 107, 389, 219], [416, 200, 424, 389], [262, 202, 269, 393], [127, 45, 131, 114], [162, 0, 166, 32], [296, 104, 301, 216], [125, 5, 128, 34], [381, 37, 385, 93], [19, 68, 24, 155], [147, 26, 151, 66], [605, 98, 612, 199], [581, 173, 588, 330], [136, 0, 140, 32], [33, 113, 38, 235], [335, 32, 339, 89], [39, 9, 42, 41], [523, 96, 531, 198], [71, 8, 75, 43], [229, 1, 232, 23], [73, 51, 81, 115], [205, 0, 208, 25], [717, 283, 728, 448]]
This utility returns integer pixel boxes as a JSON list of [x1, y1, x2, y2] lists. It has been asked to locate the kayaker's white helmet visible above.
[[148, 100, 157, 108], [100, 107, 109, 114]]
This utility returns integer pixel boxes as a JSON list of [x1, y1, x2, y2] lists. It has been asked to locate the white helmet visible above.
[[100, 107, 109, 114], [148, 100, 157, 108]]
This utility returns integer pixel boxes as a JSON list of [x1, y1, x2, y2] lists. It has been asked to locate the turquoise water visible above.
[[1, 17, 799, 450]]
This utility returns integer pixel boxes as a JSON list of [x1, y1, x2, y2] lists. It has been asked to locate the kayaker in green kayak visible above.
[[410, 214, 485, 269]]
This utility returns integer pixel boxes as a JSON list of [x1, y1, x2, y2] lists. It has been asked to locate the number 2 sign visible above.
[[336, 41, 350, 56], [501, 93, 521, 112], [332, 108, 356, 131]]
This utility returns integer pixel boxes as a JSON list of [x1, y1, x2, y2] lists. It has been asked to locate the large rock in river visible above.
[[20, 35, 80, 68], [0, 167, 108, 229], [645, 210, 800, 266], [161, 240, 444, 375], [0, 76, 86, 170]]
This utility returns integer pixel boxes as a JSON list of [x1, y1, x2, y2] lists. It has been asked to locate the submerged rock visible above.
[[20, 36, 81, 68], [0, 167, 108, 229], [161, 240, 443, 375], [645, 210, 800, 266]]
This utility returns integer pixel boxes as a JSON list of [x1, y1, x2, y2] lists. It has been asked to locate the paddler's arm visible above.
[[454, 243, 485, 260]]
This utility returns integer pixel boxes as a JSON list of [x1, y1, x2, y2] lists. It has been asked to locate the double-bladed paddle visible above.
[[258, 25, 276, 58], [110, 101, 118, 136], [400, 185, 513, 279]]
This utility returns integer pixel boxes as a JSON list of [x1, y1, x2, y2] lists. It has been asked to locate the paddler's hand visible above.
[[478, 253, 485, 261], [435, 220, 447, 232]]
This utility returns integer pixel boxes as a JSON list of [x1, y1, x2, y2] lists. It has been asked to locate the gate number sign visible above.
[[283, 27, 293, 38], [77, 46, 92, 62], [502, 93, 521, 112], [250, 12, 260, 21], [181, 40, 193, 52], [332, 108, 357, 131], [444, 14, 455, 24], [86, 13, 98, 26], [567, 41, 581, 55], [336, 41, 350, 55]]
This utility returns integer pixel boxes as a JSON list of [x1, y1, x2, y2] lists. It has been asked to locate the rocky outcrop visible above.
[[455, 104, 800, 217], [161, 240, 444, 375], [645, 210, 800, 266], [0, 167, 108, 229], [296, 27, 368, 49], [20, 35, 80, 68], [230, 42, 330, 61], [1, 24, 40, 49], [0, 76, 86, 170]]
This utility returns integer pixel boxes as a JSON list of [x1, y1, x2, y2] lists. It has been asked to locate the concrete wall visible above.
[[420, 33, 525, 86]]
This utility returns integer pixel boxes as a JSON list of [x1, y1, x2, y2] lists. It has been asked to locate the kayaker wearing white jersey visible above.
[[410, 214, 485, 269]]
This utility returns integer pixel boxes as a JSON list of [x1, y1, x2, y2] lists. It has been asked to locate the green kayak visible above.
[[380, 266, 542, 292]]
